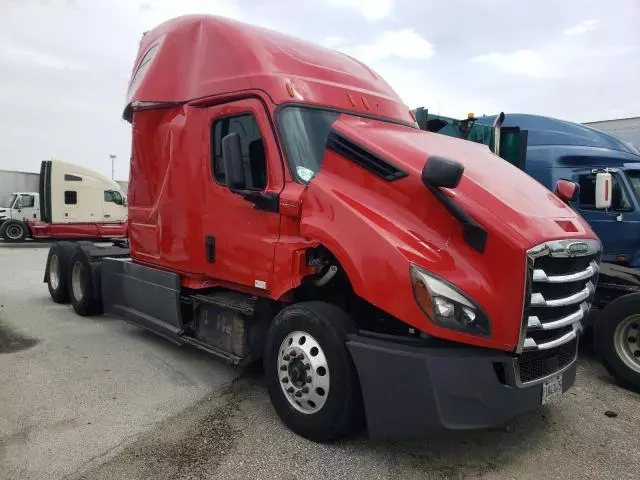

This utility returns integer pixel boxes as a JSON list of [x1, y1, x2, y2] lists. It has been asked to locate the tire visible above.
[[0, 220, 28, 242], [263, 301, 362, 441], [68, 248, 102, 316], [594, 294, 640, 391], [46, 243, 73, 303]]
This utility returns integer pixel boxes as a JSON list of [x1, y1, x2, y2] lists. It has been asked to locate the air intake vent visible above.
[[326, 130, 407, 181]]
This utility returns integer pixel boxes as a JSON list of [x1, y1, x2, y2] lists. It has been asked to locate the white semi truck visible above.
[[0, 160, 127, 242]]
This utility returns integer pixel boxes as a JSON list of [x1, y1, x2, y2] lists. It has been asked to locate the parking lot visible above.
[[1, 243, 639, 480]]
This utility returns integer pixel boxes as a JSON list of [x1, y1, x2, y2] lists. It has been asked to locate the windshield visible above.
[[625, 170, 640, 203], [1, 194, 17, 208], [278, 106, 414, 183], [278, 107, 340, 183]]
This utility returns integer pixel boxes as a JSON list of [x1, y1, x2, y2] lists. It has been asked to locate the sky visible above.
[[0, 0, 638, 180]]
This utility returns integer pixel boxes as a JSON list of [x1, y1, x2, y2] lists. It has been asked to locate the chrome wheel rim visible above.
[[71, 261, 84, 301], [277, 331, 330, 414], [6, 224, 23, 240], [613, 314, 640, 374], [49, 254, 60, 290]]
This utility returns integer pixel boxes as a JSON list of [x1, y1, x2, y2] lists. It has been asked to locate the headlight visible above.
[[410, 264, 491, 337]]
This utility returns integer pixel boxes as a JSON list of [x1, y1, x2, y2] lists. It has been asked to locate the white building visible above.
[[583, 117, 640, 148]]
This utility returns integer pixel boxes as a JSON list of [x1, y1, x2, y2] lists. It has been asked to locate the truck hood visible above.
[[331, 116, 594, 250], [300, 114, 598, 352]]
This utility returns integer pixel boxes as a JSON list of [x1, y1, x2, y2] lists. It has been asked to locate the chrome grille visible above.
[[519, 239, 601, 353]]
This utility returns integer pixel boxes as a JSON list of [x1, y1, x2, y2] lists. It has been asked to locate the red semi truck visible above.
[[43, 16, 604, 440]]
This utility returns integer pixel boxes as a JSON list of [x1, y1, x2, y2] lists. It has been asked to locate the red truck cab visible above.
[[45, 15, 601, 440]]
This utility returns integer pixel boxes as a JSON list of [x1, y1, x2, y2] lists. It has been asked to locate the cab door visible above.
[[102, 190, 124, 223], [576, 171, 638, 263], [200, 98, 284, 291], [15, 194, 38, 222]]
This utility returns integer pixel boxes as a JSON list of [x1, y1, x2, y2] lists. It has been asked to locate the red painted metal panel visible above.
[[28, 221, 126, 239], [124, 15, 414, 127]]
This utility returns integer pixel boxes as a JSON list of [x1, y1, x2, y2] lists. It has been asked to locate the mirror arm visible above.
[[424, 183, 487, 253]]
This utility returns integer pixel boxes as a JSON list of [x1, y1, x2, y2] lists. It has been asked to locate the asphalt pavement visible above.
[[1, 243, 639, 480]]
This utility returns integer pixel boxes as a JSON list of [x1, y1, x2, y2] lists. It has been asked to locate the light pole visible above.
[[109, 154, 116, 180]]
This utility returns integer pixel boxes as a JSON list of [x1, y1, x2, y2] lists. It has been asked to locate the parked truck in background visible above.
[[0, 160, 127, 242], [0, 191, 40, 228], [414, 108, 640, 390], [43, 16, 606, 441]]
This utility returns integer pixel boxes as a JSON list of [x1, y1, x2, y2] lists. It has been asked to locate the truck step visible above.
[[191, 291, 258, 316], [182, 336, 246, 366]]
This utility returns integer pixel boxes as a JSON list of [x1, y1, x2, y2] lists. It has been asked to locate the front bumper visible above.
[[347, 333, 577, 438]]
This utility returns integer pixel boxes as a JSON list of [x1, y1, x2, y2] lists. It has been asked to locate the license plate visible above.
[[541, 374, 563, 405]]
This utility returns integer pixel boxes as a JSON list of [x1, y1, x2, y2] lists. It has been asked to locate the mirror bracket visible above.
[[232, 190, 279, 213]]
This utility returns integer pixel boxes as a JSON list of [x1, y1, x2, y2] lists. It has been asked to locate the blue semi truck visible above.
[[414, 108, 640, 390]]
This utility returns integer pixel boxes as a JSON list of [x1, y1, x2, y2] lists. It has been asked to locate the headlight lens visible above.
[[410, 264, 491, 337]]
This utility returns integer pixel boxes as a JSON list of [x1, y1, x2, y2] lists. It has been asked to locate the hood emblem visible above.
[[567, 242, 589, 256]]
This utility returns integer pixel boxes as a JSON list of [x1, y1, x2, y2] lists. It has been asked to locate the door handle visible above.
[[616, 214, 624, 222], [104, 214, 111, 218]]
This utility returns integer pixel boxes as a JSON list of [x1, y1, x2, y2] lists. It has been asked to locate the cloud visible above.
[[329, 0, 393, 21], [471, 50, 551, 79], [564, 19, 597, 36], [0, 42, 87, 72], [341, 29, 434, 63]]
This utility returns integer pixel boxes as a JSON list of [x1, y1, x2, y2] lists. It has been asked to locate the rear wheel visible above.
[[69, 249, 102, 316], [595, 294, 640, 391], [264, 301, 362, 442], [46, 243, 72, 303], [0, 220, 28, 242]]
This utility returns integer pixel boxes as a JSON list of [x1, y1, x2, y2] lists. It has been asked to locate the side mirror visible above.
[[554, 179, 579, 203], [422, 156, 464, 189], [222, 132, 246, 191], [595, 172, 612, 209]]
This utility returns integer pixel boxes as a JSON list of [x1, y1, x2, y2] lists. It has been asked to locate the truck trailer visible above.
[[43, 16, 606, 440], [0, 160, 127, 242]]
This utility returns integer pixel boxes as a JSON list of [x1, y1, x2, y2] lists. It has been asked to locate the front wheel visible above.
[[0, 220, 28, 242], [264, 302, 362, 442], [595, 294, 640, 391]]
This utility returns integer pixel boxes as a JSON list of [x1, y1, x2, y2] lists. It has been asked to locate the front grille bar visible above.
[[532, 261, 599, 283], [523, 324, 580, 351], [528, 302, 589, 330], [530, 281, 595, 307]]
